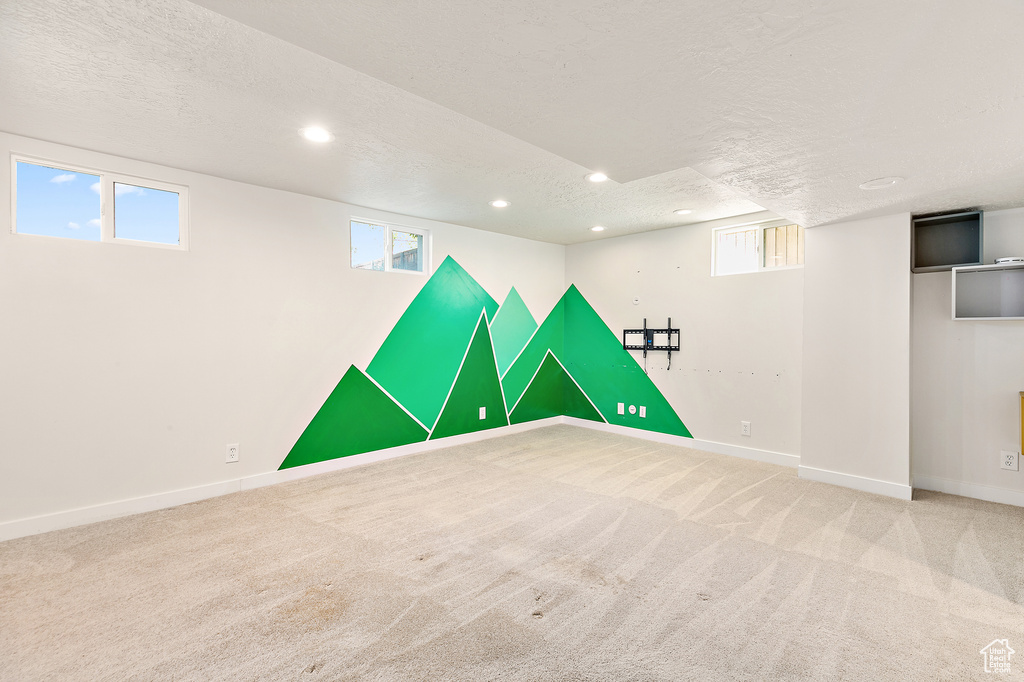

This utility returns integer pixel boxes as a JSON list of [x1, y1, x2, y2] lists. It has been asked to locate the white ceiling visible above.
[[2, 0, 1023, 244]]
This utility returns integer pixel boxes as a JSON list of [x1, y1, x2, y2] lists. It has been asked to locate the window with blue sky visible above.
[[16, 161, 102, 241], [13, 158, 186, 248], [114, 182, 180, 244]]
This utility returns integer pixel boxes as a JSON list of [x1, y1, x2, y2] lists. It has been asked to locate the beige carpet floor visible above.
[[2, 425, 1023, 681]]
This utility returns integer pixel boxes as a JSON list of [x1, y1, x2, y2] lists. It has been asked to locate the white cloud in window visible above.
[[87, 219, 101, 228], [90, 182, 100, 194], [115, 184, 145, 197], [68, 222, 81, 230], [50, 173, 76, 184]]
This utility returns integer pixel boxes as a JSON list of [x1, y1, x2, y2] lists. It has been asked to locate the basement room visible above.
[[2, 1, 1023, 679]]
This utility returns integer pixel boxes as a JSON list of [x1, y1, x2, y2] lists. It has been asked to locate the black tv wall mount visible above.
[[623, 318, 680, 362]]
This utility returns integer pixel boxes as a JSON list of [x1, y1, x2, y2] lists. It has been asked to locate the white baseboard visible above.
[[913, 475, 1024, 508], [561, 417, 800, 468], [0, 418, 562, 543], [20, 416, 952, 542], [798, 465, 913, 501], [0, 479, 242, 543], [241, 417, 562, 491]]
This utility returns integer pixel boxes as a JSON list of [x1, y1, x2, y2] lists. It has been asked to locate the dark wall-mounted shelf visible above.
[[912, 210, 983, 273]]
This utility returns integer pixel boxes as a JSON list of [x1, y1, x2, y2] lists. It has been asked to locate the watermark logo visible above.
[[980, 639, 1014, 674]]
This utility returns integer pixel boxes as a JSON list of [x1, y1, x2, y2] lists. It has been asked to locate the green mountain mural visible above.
[[509, 351, 604, 425], [430, 313, 509, 439], [281, 257, 690, 471], [502, 294, 564, 408], [504, 285, 692, 438], [489, 287, 538, 375], [366, 256, 499, 428], [280, 366, 428, 469]]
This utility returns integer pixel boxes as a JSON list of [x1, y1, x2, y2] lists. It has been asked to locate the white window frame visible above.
[[711, 218, 803, 276], [11, 154, 190, 251], [350, 218, 430, 275]]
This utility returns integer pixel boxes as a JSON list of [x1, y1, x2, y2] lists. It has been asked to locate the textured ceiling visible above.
[[3, 0, 1024, 244]]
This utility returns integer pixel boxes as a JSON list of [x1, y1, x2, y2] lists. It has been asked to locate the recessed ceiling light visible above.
[[859, 176, 903, 190], [489, 200, 510, 208], [591, 226, 605, 232], [673, 209, 693, 215], [587, 172, 609, 183], [300, 126, 334, 143]]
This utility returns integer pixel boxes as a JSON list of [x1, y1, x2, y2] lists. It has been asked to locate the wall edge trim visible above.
[[244, 418, 561, 491], [913, 474, 1024, 508], [798, 464, 913, 500], [0, 479, 242, 543], [561, 417, 800, 468], [0, 418, 563, 543]]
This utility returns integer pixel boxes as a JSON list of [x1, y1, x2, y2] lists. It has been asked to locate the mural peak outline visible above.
[[281, 258, 690, 469]]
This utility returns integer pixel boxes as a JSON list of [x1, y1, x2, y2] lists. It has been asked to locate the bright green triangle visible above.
[[489, 287, 538, 376], [430, 314, 509, 439], [560, 285, 691, 437], [367, 256, 499, 428], [280, 366, 428, 469], [503, 285, 692, 438], [510, 352, 604, 424]]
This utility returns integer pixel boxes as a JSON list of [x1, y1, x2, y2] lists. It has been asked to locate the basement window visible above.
[[712, 220, 803, 276], [350, 220, 429, 273], [12, 156, 189, 249]]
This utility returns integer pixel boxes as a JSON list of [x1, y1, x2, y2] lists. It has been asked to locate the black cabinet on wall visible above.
[[911, 210, 983, 273]]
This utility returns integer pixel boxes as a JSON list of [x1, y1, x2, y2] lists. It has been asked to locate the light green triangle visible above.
[[490, 287, 538, 376], [430, 314, 510, 439], [509, 352, 604, 425], [366, 256, 499, 428], [501, 296, 564, 409], [280, 366, 428, 469]]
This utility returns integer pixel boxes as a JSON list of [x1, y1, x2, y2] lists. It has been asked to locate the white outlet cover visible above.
[[479, 406, 486, 420], [1001, 450, 1019, 471], [617, 402, 625, 415], [629, 405, 637, 415], [639, 406, 646, 418], [226, 443, 239, 463]]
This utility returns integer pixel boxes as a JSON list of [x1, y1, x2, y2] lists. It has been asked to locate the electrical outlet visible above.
[[740, 421, 751, 437], [479, 406, 486, 420], [639, 406, 646, 418], [629, 404, 637, 415], [617, 402, 625, 415], [1001, 450, 1019, 471], [226, 443, 239, 463]]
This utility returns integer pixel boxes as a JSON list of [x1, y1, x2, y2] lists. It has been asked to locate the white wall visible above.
[[8, 127, 1016, 534], [800, 213, 912, 499], [912, 207, 1024, 504], [564, 213, 803, 457], [0, 132, 565, 526]]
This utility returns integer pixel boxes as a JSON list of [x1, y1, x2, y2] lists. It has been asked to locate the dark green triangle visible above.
[[509, 352, 604, 425], [490, 287, 538, 376], [430, 314, 510, 439], [280, 365, 428, 469], [366, 256, 499, 428]]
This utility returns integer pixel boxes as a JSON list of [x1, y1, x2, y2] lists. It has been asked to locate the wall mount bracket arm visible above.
[[623, 318, 680, 366]]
